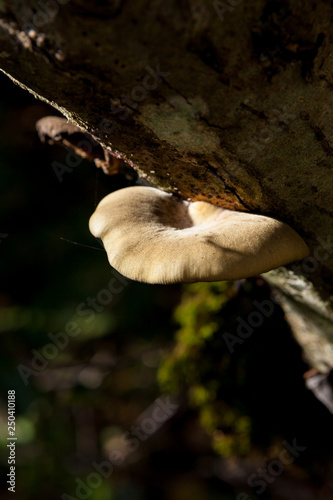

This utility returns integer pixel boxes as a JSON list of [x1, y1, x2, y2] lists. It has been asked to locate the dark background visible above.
[[0, 72, 333, 500]]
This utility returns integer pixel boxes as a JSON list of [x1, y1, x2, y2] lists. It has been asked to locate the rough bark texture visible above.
[[1, 0, 333, 369]]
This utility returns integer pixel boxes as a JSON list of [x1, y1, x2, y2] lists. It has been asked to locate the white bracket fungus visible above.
[[89, 186, 309, 284]]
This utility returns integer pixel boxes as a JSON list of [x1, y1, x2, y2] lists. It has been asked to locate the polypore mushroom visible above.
[[89, 186, 309, 284]]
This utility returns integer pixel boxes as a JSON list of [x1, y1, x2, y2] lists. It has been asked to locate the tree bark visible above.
[[1, 0, 333, 370]]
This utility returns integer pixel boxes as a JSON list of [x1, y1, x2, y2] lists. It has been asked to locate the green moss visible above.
[[158, 281, 252, 457]]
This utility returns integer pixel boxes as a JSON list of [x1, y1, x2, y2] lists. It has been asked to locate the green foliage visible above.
[[158, 281, 252, 457], [159, 282, 233, 387]]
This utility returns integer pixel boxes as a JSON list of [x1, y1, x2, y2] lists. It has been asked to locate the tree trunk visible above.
[[1, 0, 333, 370]]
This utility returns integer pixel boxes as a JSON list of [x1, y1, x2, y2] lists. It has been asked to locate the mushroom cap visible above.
[[89, 186, 309, 284]]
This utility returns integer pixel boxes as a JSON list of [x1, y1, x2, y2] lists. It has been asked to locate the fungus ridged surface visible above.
[[89, 186, 309, 284]]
